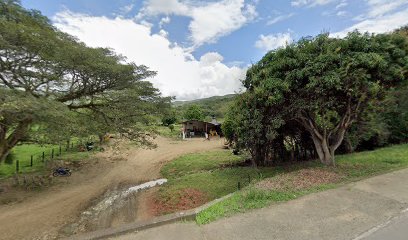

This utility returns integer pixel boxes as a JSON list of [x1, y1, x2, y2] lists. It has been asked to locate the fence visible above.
[[13, 139, 92, 174]]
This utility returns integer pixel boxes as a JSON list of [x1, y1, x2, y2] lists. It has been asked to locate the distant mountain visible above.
[[173, 94, 237, 121]]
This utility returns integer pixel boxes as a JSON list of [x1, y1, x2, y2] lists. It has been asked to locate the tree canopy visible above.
[[0, 0, 171, 161], [224, 31, 408, 166], [183, 105, 205, 121]]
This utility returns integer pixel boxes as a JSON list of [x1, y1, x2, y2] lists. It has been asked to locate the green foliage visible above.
[[183, 104, 205, 120], [158, 150, 279, 206], [196, 189, 299, 225], [174, 94, 236, 121], [155, 125, 181, 139], [162, 110, 177, 126], [0, 143, 53, 177], [168, 124, 175, 132], [226, 31, 408, 166], [161, 150, 248, 178], [0, 0, 171, 161], [197, 144, 408, 224]]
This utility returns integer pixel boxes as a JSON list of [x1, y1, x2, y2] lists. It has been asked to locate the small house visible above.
[[181, 117, 222, 138]]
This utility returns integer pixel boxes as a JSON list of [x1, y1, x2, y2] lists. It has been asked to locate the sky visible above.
[[21, 0, 408, 100]]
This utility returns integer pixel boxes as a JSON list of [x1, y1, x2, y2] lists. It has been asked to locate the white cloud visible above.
[[255, 32, 292, 52], [364, 0, 408, 18], [120, 4, 135, 14], [333, 4, 408, 37], [267, 13, 294, 25], [335, 0, 348, 9], [138, 0, 257, 47], [291, 0, 335, 7], [53, 11, 246, 100], [336, 11, 347, 17], [159, 16, 171, 28]]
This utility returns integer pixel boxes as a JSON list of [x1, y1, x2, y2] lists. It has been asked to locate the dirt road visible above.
[[0, 137, 223, 240]]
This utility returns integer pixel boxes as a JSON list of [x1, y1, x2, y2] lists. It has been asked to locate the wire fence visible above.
[[12, 139, 94, 174]]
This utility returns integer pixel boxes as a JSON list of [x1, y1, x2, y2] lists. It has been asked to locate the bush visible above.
[[168, 124, 175, 132]]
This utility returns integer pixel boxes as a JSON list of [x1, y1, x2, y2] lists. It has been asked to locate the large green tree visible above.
[[227, 32, 408, 166], [183, 104, 204, 120], [0, 0, 170, 161]]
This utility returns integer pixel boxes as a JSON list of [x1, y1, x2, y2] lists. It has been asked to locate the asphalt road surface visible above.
[[360, 210, 408, 240]]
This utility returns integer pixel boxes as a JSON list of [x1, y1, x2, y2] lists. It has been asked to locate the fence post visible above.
[[30, 155, 33, 167], [42, 152, 45, 162], [51, 149, 54, 159], [16, 160, 19, 173], [237, 181, 241, 190], [59, 145, 62, 156]]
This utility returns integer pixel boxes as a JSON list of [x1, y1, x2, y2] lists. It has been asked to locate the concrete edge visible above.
[[64, 193, 234, 240]]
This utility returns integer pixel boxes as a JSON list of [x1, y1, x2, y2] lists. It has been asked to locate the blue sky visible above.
[[21, 0, 408, 100]]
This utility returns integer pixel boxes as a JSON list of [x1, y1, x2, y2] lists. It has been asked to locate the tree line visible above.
[[0, 0, 171, 162], [223, 29, 408, 167]]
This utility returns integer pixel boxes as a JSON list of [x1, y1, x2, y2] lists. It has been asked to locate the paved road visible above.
[[359, 210, 408, 240], [112, 168, 408, 240]]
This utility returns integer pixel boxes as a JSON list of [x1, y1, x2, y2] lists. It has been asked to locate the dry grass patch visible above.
[[256, 168, 343, 191]]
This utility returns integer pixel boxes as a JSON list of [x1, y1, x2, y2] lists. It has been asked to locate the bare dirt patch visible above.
[[0, 137, 222, 240], [256, 168, 343, 191], [150, 188, 208, 215]]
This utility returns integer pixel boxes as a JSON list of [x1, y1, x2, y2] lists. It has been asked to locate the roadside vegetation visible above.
[[0, 144, 55, 177], [223, 28, 408, 167], [151, 144, 408, 223], [196, 144, 408, 224], [0, 143, 91, 178], [0, 0, 171, 164]]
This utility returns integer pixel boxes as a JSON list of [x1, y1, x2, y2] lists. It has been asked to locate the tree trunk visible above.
[[0, 143, 12, 163], [309, 127, 347, 167], [344, 137, 353, 153], [0, 119, 32, 163], [311, 135, 335, 166]]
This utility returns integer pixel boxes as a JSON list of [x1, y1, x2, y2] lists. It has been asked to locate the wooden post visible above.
[[248, 174, 251, 183], [42, 152, 45, 162], [51, 149, 54, 159], [237, 181, 241, 190], [59, 145, 62, 156], [71, 142, 74, 149], [16, 160, 19, 173], [30, 155, 33, 167]]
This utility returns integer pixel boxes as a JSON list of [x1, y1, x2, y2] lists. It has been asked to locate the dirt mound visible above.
[[256, 168, 343, 191]]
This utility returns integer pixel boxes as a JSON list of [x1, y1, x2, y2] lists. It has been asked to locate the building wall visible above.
[[183, 121, 207, 131]]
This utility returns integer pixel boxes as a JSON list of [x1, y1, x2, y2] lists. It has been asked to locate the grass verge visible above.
[[153, 143, 408, 223], [196, 144, 408, 224]]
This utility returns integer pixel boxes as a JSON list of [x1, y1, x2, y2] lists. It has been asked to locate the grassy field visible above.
[[155, 125, 182, 139], [0, 143, 91, 179], [154, 144, 408, 223]]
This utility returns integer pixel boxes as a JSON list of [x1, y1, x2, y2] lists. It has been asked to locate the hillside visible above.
[[173, 94, 237, 121]]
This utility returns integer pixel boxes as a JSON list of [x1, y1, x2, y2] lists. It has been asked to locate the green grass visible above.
[[156, 144, 408, 224], [335, 144, 408, 178], [160, 150, 279, 200], [155, 125, 182, 139], [196, 183, 336, 224], [0, 143, 91, 178]]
